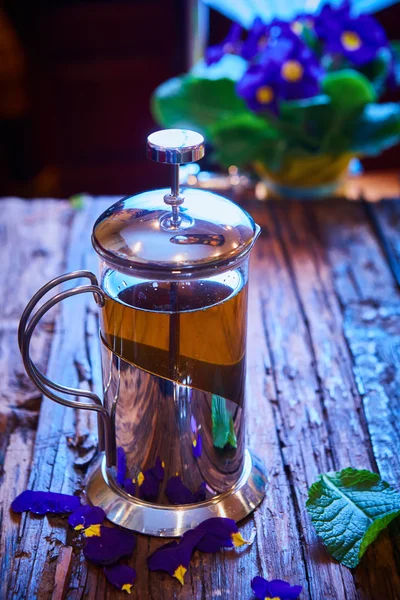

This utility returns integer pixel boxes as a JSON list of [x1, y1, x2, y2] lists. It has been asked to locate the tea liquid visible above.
[[100, 269, 247, 405]]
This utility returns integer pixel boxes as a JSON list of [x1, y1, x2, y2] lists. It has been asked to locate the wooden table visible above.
[[1, 184, 400, 599]]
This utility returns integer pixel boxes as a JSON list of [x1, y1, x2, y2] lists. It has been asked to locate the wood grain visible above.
[[1, 194, 400, 599]]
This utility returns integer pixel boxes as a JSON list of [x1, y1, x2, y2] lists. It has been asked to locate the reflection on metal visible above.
[[86, 450, 267, 536]]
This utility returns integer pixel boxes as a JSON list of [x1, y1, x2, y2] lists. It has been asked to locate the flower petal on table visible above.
[[11, 490, 80, 515], [251, 576, 269, 599], [104, 564, 137, 594], [147, 530, 203, 585], [117, 447, 127, 486], [83, 525, 136, 565], [193, 517, 250, 552], [68, 505, 106, 530], [251, 576, 302, 600]]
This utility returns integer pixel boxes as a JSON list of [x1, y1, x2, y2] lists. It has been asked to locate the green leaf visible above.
[[208, 112, 282, 169], [361, 47, 393, 95], [390, 41, 400, 85], [306, 468, 400, 568], [151, 73, 248, 135], [322, 70, 377, 116], [211, 395, 237, 449], [351, 103, 400, 155]]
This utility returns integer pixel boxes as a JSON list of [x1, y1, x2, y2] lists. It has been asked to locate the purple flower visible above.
[[117, 447, 127, 487], [314, 3, 388, 66], [251, 576, 302, 600], [192, 517, 250, 552], [192, 432, 202, 459], [147, 529, 204, 585], [236, 36, 322, 113], [165, 476, 206, 505], [83, 525, 136, 565], [289, 14, 315, 37], [241, 17, 269, 60], [68, 505, 106, 530], [206, 23, 242, 66], [11, 490, 80, 515], [104, 565, 136, 594]]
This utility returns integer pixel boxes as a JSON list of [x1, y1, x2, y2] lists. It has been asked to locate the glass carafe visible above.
[[19, 130, 267, 536]]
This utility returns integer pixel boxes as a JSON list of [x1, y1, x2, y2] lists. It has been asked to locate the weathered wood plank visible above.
[[2, 195, 400, 600], [249, 203, 358, 599], [312, 200, 400, 306], [309, 199, 400, 598], [270, 201, 400, 598], [6, 198, 110, 600], [0, 199, 73, 600], [369, 199, 400, 290]]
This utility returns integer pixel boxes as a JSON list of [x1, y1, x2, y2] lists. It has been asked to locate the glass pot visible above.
[[19, 130, 267, 536]]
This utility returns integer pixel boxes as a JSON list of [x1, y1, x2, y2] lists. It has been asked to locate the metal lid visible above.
[[92, 188, 259, 280]]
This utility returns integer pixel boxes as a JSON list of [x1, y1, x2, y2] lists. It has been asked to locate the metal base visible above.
[[86, 450, 267, 537]]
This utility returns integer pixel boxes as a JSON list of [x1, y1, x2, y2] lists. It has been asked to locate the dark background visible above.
[[1, 0, 399, 198]]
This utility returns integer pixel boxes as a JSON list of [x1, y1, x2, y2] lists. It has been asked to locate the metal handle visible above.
[[18, 271, 114, 467]]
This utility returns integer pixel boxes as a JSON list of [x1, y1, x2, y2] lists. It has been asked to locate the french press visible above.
[[19, 129, 267, 537]]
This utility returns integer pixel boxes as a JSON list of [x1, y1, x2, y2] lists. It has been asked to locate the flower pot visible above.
[[253, 153, 354, 199]]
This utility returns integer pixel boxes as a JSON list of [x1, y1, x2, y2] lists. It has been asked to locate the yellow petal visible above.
[[74, 524, 84, 531], [121, 584, 132, 594], [162, 461, 165, 468], [173, 565, 187, 586], [137, 472, 145, 487], [231, 532, 249, 547], [83, 524, 101, 537]]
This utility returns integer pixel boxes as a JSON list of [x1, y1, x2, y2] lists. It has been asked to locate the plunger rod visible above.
[[171, 164, 180, 224]]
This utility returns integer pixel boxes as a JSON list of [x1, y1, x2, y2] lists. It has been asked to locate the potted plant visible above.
[[152, 2, 400, 198]]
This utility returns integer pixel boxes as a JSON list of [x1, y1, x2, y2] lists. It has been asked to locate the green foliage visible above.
[[208, 113, 282, 168], [390, 41, 400, 85], [151, 59, 400, 170], [362, 47, 393, 95], [322, 70, 377, 115], [351, 103, 400, 154], [306, 468, 400, 568], [152, 75, 248, 137]]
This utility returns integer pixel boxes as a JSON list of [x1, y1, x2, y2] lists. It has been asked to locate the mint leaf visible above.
[[306, 468, 400, 568]]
